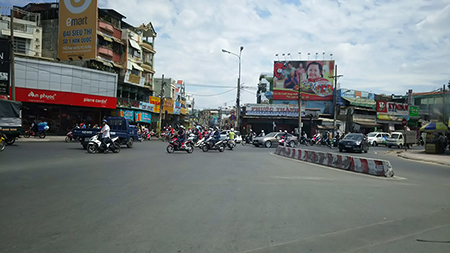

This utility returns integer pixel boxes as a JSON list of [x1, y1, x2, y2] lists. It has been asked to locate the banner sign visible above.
[[117, 109, 134, 121], [246, 104, 305, 117], [0, 38, 10, 96], [175, 80, 185, 102], [273, 60, 335, 101], [58, 0, 98, 61], [149, 96, 160, 113], [15, 87, 116, 109], [163, 98, 174, 114], [376, 101, 409, 116], [135, 111, 151, 123], [409, 106, 419, 117], [139, 101, 155, 112], [180, 101, 187, 115], [173, 101, 181, 115]]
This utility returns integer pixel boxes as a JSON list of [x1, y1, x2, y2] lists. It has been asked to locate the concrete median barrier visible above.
[[274, 146, 394, 177]]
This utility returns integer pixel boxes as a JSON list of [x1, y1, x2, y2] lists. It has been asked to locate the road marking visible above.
[[269, 153, 407, 181]]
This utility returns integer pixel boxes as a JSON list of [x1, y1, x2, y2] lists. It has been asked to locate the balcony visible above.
[[140, 40, 155, 53], [117, 97, 140, 108], [124, 72, 145, 87], [97, 46, 114, 57], [98, 20, 122, 40]]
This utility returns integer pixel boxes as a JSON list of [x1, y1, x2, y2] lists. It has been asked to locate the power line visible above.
[[186, 83, 237, 89], [189, 88, 236, 97]]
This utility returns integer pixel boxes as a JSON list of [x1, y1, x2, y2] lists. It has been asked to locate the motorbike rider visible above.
[[229, 128, 236, 140], [99, 119, 110, 153], [213, 127, 221, 146], [177, 125, 186, 147]]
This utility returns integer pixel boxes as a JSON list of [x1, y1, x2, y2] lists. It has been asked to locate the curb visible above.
[[275, 146, 394, 177], [397, 153, 450, 167], [15, 137, 66, 142]]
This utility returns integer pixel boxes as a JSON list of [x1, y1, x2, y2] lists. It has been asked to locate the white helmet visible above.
[[231, 128, 234, 131], [261, 130, 264, 132], [180, 125, 185, 129]]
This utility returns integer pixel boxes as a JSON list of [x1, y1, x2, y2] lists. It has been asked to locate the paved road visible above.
[[1, 141, 449, 252]]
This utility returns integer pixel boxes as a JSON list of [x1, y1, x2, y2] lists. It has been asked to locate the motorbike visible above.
[[241, 135, 253, 146], [417, 136, 424, 146], [0, 133, 6, 152], [331, 137, 339, 147], [23, 129, 47, 139], [224, 137, 236, 150], [166, 136, 194, 153], [298, 136, 309, 146], [201, 136, 225, 152], [65, 130, 77, 142], [321, 136, 332, 148], [194, 136, 206, 148], [310, 135, 321, 146], [87, 134, 121, 154]]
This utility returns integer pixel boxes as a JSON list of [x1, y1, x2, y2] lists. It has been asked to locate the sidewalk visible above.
[[393, 149, 450, 166], [16, 136, 66, 142]]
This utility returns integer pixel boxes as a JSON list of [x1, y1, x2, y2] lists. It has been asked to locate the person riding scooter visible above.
[[212, 127, 221, 146], [177, 125, 186, 147], [99, 119, 110, 153]]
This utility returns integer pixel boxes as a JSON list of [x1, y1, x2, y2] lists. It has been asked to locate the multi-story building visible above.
[[0, 7, 42, 57], [412, 89, 450, 123], [13, 2, 159, 130]]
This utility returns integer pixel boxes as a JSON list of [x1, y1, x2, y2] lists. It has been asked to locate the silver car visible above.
[[252, 132, 297, 148]]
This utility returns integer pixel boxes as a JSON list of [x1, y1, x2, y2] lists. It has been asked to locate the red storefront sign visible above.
[[16, 87, 116, 109]]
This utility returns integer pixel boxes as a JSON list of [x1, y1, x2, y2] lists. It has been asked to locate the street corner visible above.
[[396, 150, 450, 167]]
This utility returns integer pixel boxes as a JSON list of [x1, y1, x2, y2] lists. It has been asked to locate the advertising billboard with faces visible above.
[[272, 60, 335, 101]]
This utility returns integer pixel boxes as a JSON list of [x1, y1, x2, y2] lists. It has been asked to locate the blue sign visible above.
[[135, 111, 151, 123], [230, 115, 236, 120]]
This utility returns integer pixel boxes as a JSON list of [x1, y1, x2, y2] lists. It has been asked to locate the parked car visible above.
[[220, 130, 242, 143], [253, 132, 297, 148], [367, 132, 390, 146], [338, 133, 369, 153]]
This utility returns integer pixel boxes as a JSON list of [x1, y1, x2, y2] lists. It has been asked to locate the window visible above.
[[13, 38, 27, 54]]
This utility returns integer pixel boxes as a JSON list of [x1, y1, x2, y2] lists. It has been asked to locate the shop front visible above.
[[16, 87, 116, 134]]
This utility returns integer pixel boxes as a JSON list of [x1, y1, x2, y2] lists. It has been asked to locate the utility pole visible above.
[[297, 83, 302, 137], [159, 74, 165, 135], [10, 8, 15, 101]]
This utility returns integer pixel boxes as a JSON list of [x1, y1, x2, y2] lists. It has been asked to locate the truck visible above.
[[72, 116, 138, 150], [0, 99, 23, 147], [386, 131, 417, 149]]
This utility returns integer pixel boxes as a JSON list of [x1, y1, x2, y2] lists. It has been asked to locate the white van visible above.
[[367, 132, 390, 146]]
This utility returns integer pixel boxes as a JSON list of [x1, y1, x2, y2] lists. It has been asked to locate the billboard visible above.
[[173, 101, 181, 115], [273, 60, 335, 101], [117, 109, 134, 121], [0, 38, 10, 96], [135, 111, 151, 123], [149, 96, 160, 113], [163, 98, 174, 114], [139, 101, 155, 112], [376, 101, 409, 116], [58, 0, 98, 61], [180, 101, 187, 115]]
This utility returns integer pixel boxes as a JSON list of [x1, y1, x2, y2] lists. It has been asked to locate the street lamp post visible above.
[[222, 46, 244, 131], [329, 65, 343, 138]]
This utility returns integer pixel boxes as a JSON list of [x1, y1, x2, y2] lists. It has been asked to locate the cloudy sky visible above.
[[3, 0, 450, 108]]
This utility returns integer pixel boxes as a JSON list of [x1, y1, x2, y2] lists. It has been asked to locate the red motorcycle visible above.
[[166, 136, 194, 154], [23, 129, 46, 139]]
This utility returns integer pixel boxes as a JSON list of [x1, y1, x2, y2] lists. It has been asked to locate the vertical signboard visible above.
[[175, 80, 185, 102], [58, 0, 98, 61], [149, 96, 160, 113], [0, 38, 10, 96]]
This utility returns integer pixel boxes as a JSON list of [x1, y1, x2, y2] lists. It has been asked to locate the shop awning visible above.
[[342, 97, 376, 110], [127, 61, 144, 71], [129, 39, 141, 50], [353, 120, 381, 128], [112, 62, 124, 69]]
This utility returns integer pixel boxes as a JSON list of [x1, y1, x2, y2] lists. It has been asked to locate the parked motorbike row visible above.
[[279, 134, 341, 149], [166, 134, 236, 154]]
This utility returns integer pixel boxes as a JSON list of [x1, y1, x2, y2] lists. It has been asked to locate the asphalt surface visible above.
[[1, 140, 449, 252]]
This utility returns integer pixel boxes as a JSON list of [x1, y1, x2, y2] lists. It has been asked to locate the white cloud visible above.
[[10, 0, 450, 108]]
